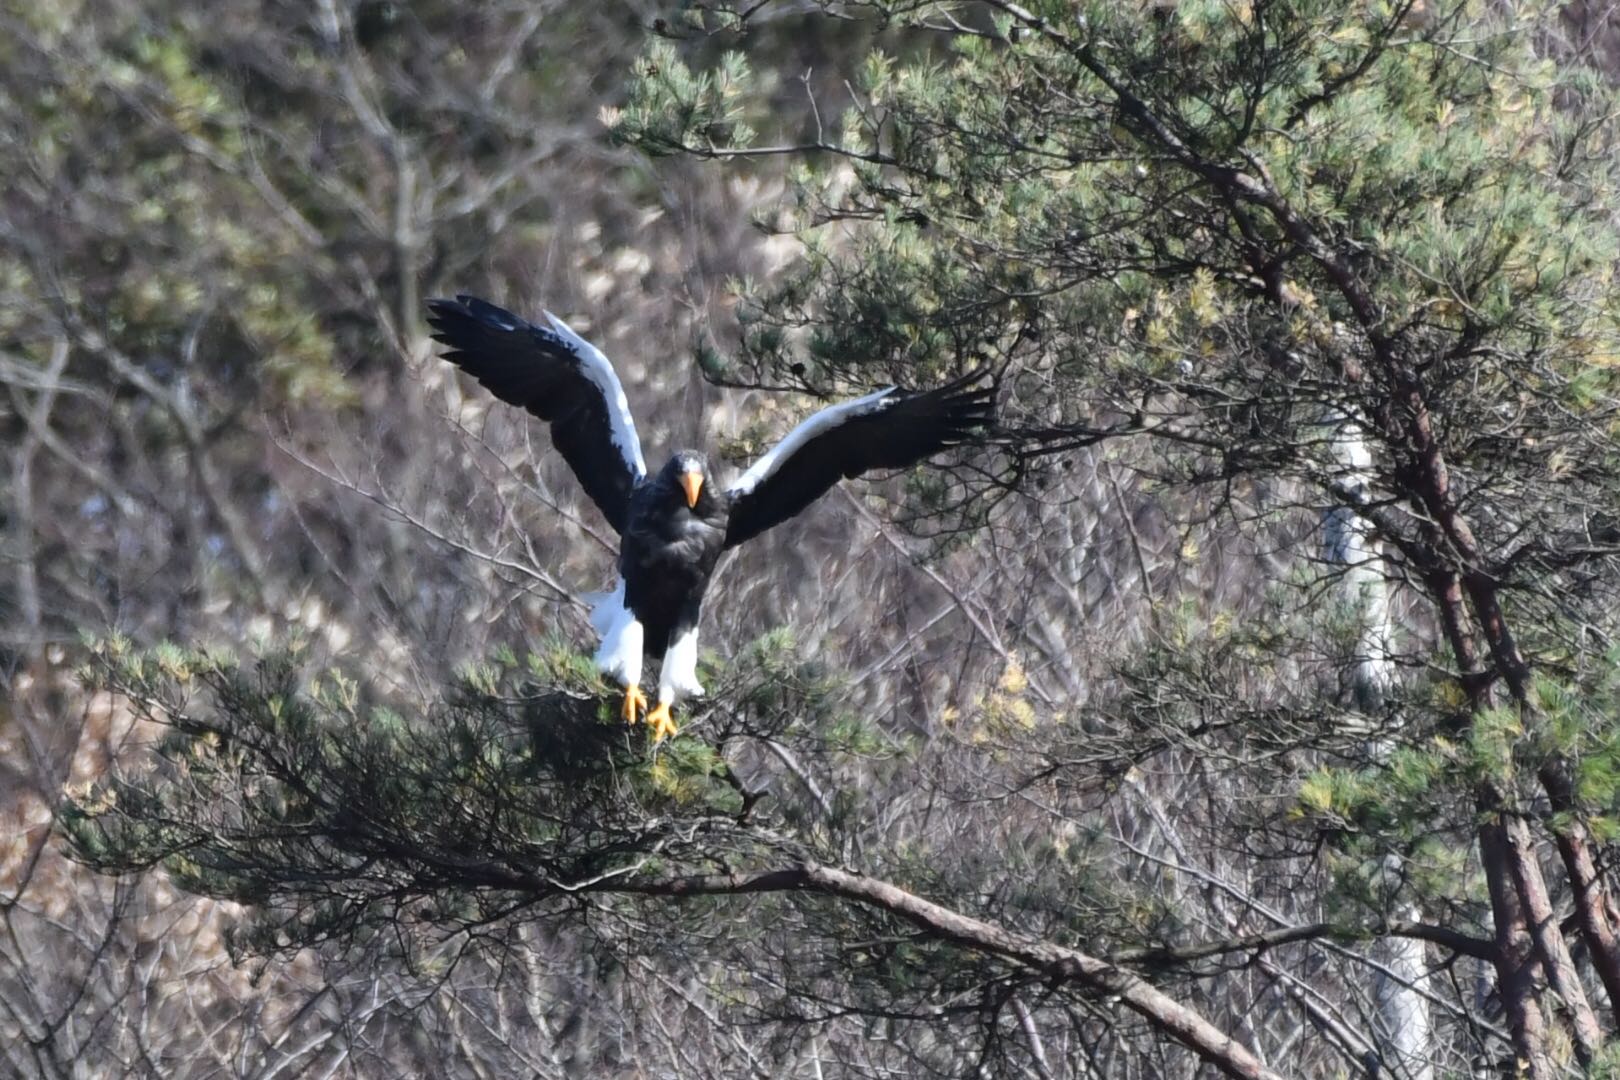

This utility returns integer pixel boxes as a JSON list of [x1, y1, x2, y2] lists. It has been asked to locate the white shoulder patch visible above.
[[727, 387, 896, 497], [544, 313, 647, 479]]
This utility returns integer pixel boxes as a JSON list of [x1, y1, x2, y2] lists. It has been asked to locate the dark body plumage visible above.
[[621, 453, 727, 661], [425, 294, 993, 736]]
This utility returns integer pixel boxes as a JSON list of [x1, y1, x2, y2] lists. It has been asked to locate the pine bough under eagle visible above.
[[427, 295, 993, 741]]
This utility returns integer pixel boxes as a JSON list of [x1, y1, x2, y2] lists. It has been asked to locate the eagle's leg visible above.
[[645, 701, 678, 742], [589, 581, 646, 727], [646, 626, 703, 743]]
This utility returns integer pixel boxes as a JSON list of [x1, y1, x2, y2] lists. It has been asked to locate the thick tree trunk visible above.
[[1543, 759, 1620, 1024], [1502, 812, 1602, 1066], [1479, 820, 1556, 1080]]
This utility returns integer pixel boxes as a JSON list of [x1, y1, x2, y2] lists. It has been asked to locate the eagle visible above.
[[426, 295, 993, 740]]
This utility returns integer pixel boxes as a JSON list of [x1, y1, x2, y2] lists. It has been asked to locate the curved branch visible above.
[[607, 863, 1284, 1080]]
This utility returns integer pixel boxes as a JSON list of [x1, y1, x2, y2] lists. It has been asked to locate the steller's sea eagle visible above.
[[426, 295, 993, 740]]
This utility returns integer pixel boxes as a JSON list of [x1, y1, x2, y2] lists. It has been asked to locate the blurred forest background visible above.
[[8, 0, 1620, 1077]]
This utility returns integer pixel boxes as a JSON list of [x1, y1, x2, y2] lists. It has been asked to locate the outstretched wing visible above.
[[426, 295, 647, 533], [724, 371, 994, 549]]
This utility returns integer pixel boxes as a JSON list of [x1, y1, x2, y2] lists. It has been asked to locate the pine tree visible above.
[[605, 0, 1620, 1073]]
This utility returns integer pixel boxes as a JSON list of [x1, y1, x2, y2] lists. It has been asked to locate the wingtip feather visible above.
[[934, 368, 997, 430], [424, 294, 528, 333]]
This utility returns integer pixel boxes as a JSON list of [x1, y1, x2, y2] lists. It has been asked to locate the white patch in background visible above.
[[589, 579, 643, 687], [543, 312, 647, 478], [727, 387, 896, 496], [658, 625, 705, 705]]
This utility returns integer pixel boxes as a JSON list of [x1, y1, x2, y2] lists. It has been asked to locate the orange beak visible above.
[[680, 469, 704, 508]]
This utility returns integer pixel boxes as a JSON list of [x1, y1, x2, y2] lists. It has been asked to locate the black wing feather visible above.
[[724, 371, 994, 549], [426, 295, 645, 534]]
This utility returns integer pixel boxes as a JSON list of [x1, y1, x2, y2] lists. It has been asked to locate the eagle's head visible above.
[[658, 450, 711, 510]]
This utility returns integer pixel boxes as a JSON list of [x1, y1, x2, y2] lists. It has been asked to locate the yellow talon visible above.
[[622, 685, 648, 724], [645, 703, 678, 743]]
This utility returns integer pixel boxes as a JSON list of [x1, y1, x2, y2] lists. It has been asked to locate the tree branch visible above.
[[605, 863, 1285, 1080]]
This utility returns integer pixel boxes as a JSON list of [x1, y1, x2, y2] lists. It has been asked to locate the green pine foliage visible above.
[[616, 1, 1618, 466], [60, 632, 844, 960], [59, 629, 1169, 1033]]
